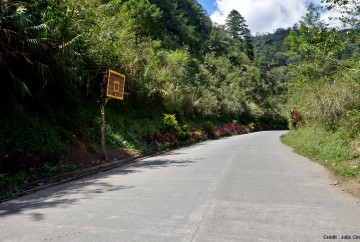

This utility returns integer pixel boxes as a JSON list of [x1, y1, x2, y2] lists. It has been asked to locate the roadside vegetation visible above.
[[281, 1, 360, 183]]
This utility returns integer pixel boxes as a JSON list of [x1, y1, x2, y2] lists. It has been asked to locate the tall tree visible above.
[[225, 10, 247, 41], [225, 10, 254, 59]]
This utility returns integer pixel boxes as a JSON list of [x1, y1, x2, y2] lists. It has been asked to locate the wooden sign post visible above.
[[100, 69, 126, 160]]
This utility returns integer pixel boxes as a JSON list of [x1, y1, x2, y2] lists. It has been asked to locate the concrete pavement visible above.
[[0, 131, 359, 241]]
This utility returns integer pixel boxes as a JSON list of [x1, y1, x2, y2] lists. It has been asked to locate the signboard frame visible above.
[[106, 69, 126, 100]]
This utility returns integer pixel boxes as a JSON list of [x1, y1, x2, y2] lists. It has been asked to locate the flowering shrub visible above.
[[145, 122, 249, 148], [289, 108, 303, 129], [146, 132, 178, 145], [214, 123, 247, 137], [163, 133, 178, 144], [162, 113, 187, 140], [188, 129, 208, 141]]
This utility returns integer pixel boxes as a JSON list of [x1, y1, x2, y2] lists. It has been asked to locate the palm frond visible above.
[[26, 38, 49, 54], [58, 35, 81, 54], [25, 23, 49, 39]]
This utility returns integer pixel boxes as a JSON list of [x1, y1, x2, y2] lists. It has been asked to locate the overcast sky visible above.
[[197, 0, 337, 35]]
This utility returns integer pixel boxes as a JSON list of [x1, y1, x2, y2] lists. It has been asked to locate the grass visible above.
[[281, 124, 360, 180]]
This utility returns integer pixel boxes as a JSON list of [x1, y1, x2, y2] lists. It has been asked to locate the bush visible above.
[[145, 133, 178, 145], [338, 109, 360, 139], [289, 108, 303, 129], [162, 114, 180, 132], [202, 121, 215, 138], [188, 129, 208, 141], [162, 113, 187, 140]]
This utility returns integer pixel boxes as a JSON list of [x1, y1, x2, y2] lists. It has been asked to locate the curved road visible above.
[[1, 131, 360, 241]]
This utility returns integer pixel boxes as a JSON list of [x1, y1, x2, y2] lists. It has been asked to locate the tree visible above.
[[243, 27, 254, 60], [225, 10, 247, 41], [121, 0, 162, 42], [225, 10, 254, 59]]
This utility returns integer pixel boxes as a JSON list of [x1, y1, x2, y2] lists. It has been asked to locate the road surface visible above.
[[1, 131, 360, 241]]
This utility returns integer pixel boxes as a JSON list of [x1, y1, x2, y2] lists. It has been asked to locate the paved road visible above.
[[1, 131, 360, 241]]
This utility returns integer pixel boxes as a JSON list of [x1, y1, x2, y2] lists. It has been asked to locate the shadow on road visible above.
[[132, 157, 197, 169], [0, 156, 198, 219]]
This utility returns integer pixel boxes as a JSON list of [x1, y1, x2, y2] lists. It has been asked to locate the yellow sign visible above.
[[106, 69, 125, 100]]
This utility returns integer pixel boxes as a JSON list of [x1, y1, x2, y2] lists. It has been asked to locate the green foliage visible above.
[[0, 0, 89, 113], [285, 3, 360, 130], [0, 159, 76, 200], [253, 28, 291, 71], [337, 109, 360, 139], [1, 0, 285, 123], [321, 0, 360, 28], [225, 10, 247, 41], [282, 4, 360, 183], [225, 9, 254, 59], [162, 113, 187, 139], [162, 114, 180, 132], [121, 0, 162, 40], [202, 121, 215, 138], [286, 12, 344, 81], [0, 113, 73, 156], [0, 1, 49, 109], [37, 161, 76, 179]]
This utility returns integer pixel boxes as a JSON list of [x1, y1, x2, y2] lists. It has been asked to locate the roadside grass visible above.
[[281, 125, 360, 181]]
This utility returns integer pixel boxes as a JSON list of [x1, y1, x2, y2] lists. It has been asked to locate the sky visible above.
[[197, 0, 336, 35]]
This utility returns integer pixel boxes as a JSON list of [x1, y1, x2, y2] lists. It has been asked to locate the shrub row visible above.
[[145, 118, 249, 146]]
